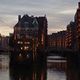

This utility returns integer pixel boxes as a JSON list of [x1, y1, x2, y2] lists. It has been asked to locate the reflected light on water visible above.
[[0, 54, 67, 80], [47, 69, 66, 80]]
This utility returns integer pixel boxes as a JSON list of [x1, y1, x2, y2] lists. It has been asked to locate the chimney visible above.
[[18, 15, 21, 21], [78, 2, 80, 8]]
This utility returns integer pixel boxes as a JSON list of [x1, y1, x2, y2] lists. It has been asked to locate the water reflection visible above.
[[9, 64, 47, 80], [0, 55, 9, 80], [47, 69, 66, 80], [10, 67, 33, 80], [0, 54, 67, 80], [9, 50, 47, 80]]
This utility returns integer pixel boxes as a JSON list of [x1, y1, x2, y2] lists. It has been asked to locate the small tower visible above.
[[18, 15, 21, 21], [78, 2, 80, 8]]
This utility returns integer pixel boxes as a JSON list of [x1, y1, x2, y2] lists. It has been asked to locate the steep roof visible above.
[[14, 14, 47, 29]]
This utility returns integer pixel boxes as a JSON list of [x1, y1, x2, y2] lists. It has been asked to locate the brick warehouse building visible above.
[[13, 14, 48, 49], [74, 2, 80, 50], [9, 14, 48, 65]]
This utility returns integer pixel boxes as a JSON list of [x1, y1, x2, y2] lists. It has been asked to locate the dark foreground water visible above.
[[0, 54, 66, 80]]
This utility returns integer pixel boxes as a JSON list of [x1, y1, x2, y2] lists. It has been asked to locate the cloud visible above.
[[59, 9, 76, 15], [0, 26, 13, 36], [0, 0, 79, 35], [0, 15, 17, 27]]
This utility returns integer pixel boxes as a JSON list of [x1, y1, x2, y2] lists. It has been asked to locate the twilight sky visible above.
[[0, 0, 79, 36]]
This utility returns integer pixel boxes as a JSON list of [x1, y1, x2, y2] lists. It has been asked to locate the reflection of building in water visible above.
[[47, 60, 67, 71], [9, 64, 47, 80], [47, 56, 67, 71], [10, 69, 33, 80], [0, 55, 9, 70]]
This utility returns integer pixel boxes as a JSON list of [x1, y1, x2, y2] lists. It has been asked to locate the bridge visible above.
[[0, 47, 10, 52], [44, 47, 79, 57], [42, 46, 80, 80]]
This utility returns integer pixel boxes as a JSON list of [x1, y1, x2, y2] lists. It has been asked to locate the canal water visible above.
[[0, 54, 67, 80]]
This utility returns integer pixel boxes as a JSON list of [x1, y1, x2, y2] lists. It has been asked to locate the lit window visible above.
[[78, 19, 80, 21], [24, 46, 29, 50], [17, 41, 20, 44], [41, 34, 44, 45], [17, 41, 23, 44], [19, 53, 22, 57], [26, 54, 29, 58], [21, 47, 23, 50], [20, 41, 23, 44], [24, 42, 30, 44]]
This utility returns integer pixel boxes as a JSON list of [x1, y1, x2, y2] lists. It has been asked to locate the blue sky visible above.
[[0, 0, 79, 36]]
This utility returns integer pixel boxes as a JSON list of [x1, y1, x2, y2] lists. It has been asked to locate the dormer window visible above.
[[24, 22, 29, 27], [32, 18, 38, 28]]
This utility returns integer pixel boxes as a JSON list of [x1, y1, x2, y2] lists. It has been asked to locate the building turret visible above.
[[78, 2, 80, 8], [18, 15, 21, 22]]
